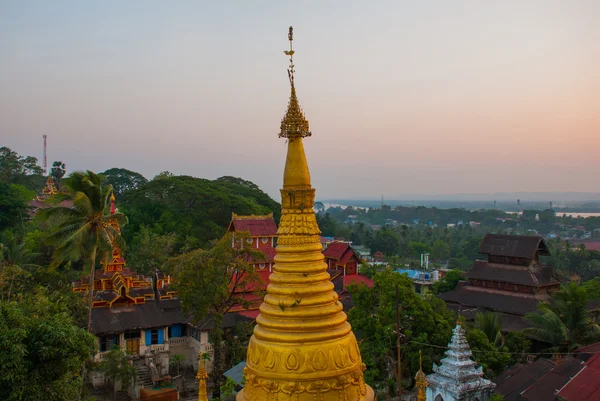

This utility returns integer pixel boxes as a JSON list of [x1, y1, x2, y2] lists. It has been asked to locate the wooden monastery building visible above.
[[440, 234, 569, 332]]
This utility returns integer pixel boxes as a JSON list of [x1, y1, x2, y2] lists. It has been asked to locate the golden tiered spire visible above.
[[196, 351, 209, 401], [236, 27, 374, 401], [279, 26, 311, 139], [415, 351, 428, 401]]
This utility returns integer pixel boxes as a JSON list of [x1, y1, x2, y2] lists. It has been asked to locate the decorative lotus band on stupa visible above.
[[236, 27, 374, 401]]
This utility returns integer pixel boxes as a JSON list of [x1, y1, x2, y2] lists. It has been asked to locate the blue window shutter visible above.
[[158, 328, 164, 344], [145, 330, 152, 346], [171, 324, 181, 338]]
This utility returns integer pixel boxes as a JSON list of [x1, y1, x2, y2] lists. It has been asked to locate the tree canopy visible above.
[[122, 174, 279, 249], [101, 168, 148, 198]]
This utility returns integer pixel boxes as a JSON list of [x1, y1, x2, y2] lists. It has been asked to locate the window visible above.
[[259, 263, 266, 269], [200, 331, 209, 344], [124, 331, 140, 340], [246, 238, 253, 244], [145, 328, 164, 345], [261, 237, 269, 244], [99, 335, 118, 352], [169, 324, 182, 338]]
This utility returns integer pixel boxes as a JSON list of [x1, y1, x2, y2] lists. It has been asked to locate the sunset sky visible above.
[[1, 1, 598, 199]]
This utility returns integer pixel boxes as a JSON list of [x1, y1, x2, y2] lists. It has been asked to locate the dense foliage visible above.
[[121, 174, 280, 250], [347, 271, 456, 395]]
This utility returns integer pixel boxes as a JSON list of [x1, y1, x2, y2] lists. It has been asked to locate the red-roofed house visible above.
[[323, 242, 373, 291], [227, 212, 277, 276]]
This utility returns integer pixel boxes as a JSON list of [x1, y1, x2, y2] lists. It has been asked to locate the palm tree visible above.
[[474, 311, 503, 347], [525, 282, 600, 352], [40, 171, 126, 332], [0, 230, 39, 300]]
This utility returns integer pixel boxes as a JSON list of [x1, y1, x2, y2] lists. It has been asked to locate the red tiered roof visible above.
[[228, 214, 277, 237]]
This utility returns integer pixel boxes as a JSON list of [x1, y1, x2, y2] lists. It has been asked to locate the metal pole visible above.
[[396, 283, 402, 399]]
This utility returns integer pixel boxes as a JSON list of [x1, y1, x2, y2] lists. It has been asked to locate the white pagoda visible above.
[[426, 323, 495, 401]]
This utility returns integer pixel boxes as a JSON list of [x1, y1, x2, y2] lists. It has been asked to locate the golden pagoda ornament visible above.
[[415, 351, 428, 401], [36, 176, 58, 201], [236, 27, 374, 401], [196, 351, 209, 401]]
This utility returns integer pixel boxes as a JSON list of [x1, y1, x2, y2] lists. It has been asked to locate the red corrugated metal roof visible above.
[[557, 354, 600, 401], [248, 247, 276, 263], [344, 274, 374, 289], [323, 242, 351, 260], [238, 310, 261, 319], [232, 218, 277, 237]]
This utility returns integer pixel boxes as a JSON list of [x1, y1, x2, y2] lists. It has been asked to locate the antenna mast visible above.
[[43, 134, 48, 175]]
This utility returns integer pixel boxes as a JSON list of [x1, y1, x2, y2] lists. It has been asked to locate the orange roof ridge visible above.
[[232, 212, 274, 220]]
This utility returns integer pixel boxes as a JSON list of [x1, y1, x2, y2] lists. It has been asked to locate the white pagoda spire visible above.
[[426, 323, 496, 401]]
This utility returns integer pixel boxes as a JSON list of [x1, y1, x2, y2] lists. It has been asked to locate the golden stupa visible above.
[[196, 351, 209, 401], [415, 351, 428, 401], [236, 27, 374, 401]]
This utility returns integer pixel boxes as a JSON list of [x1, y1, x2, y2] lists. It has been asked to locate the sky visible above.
[[1, 1, 598, 200]]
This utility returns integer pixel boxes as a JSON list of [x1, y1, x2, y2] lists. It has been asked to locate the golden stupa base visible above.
[[236, 382, 374, 401], [236, 334, 374, 401]]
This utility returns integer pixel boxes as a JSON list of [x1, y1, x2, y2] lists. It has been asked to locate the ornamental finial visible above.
[[284, 26, 295, 85], [415, 350, 428, 401], [279, 26, 311, 139]]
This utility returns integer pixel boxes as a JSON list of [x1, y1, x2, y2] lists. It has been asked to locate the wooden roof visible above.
[[466, 261, 566, 287], [478, 234, 550, 259]]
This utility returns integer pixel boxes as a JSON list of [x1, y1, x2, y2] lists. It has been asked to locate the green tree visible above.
[[40, 171, 126, 331], [0, 294, 97, 401], [525, 282, 600, 352], [50, 161, 66, 190], [466, 329, 511, 377], [167, 234, 263, 399], [98, 346, 137, 401], [0, 230, 39, 300], [371, 229, 400, 256], [474, 312, 503, 346], [170, 353, 185, 377], [504, 331, 531, 364], [123, 175, 279, 248], [430, 240, 450, 261], [101, 168, 148, 198], [127, 225, 177, 274], [432, 269, 464, 294], [347, 270, 455, 393], [581, 276, 600, 300], [0, 183, 32, 231], [408, 241, 430, 259], [0, 147, 45, 190], [489, 393, 504, 401]]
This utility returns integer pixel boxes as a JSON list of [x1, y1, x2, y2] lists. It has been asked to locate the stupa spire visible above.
[[196, 352, 209, 401], [427, 324, 496, 401], [236, 27, 374, 401]]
